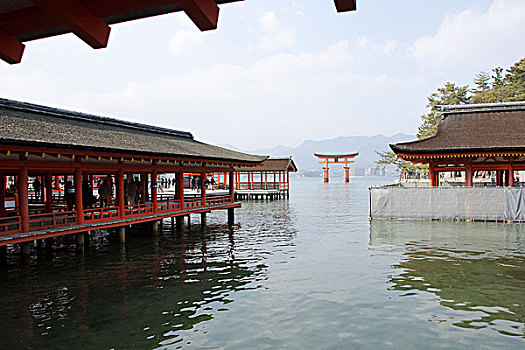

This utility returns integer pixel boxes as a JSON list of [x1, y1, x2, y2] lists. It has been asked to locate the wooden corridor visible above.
[[0, 98, 267, 251]]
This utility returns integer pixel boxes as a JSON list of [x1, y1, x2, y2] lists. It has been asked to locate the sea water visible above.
[[0, 177, 524, 349]]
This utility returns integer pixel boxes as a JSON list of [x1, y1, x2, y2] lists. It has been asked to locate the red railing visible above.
[[236, 182, 288, 191], [83, 207, 120, 223], [1, 194, 236, 238], [206, 195, 232, 206], [0, 216, 22, 236], [183, 198, 202, 209], [29, 211, 77, 230], [157, 199, 181, 213], [124, 202, 154, 217]]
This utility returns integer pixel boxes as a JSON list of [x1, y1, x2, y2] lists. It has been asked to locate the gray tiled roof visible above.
[[391, 102, 525, 155], [0, 98, 267, 164]]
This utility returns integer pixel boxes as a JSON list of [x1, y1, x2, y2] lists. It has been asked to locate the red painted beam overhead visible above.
[[177, 0, 219, 31], [0, 0, 353, 64], [31, 0, 110, 49], [0, 30, 25, 64], [334, 0, 357, 12]]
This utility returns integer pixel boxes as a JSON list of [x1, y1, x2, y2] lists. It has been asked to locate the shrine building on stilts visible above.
[[0, 98, 267, 254]]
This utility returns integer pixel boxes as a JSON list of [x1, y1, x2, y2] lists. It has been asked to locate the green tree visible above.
[[374, 150, 428, 177], [375, 82, 469, 177], [375, 57, 525, 179], [473, 71, 491, 92], [492, 67, 505, 88], [417, 82, 470, 139]]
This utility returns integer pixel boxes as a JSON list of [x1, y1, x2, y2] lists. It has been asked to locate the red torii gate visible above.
[[314, 152, 359, 183], [0, 0, 357, 64]]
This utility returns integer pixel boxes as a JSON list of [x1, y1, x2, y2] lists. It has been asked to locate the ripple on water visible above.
[[0, 178, 524, 349]]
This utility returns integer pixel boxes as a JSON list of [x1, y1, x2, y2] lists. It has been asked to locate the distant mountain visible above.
[[244, 133, 414, 172]]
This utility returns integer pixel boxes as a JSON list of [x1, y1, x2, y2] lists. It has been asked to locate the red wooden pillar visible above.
[[264, 172, 268, 190], [117, 169, 125, 218], [323, 159, 329, 183], [344, 167, 350, 183], [509, 165, 515, 187], [229, 171, 235, 201], [18, 166, 29, 232], [286, 170, 290, 198], [45, 171, 53, 212], [0, 172, 5, 217], [176, 171, 184, 208], [495, 170, 502, 186], [428, 164, 436, 187], [323, 168, 329, 183], [140, 173, 147, 203], [200, 172, 206, 206], [55, 175, 60, 192], [465, 165, 473, 187], [152, 169, 158, 213], [74, 167, 84, 224]]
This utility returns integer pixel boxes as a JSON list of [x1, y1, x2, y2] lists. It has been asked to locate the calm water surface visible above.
[[0, 177, 524, 349]]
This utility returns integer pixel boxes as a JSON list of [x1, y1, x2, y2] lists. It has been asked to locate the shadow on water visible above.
[[370, 220, 525, 338], [0, 200, 297, 349]]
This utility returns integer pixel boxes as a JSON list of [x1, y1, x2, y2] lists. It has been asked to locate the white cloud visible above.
[[409, 0, 525, 67], [70, 40, 354, 107], [355, 37, 397, 55], [169, 28, 204, 56], [258, 11, 296, 51], [63, 39, 424, 148]]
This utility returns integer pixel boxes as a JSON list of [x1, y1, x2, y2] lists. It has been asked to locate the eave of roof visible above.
[[0, 98, 268, 164], [234, 157, 298, 172], [391, 101, 525, 157]]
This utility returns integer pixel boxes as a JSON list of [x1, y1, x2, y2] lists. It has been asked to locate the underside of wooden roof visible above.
[[0, 0, 357, 64]]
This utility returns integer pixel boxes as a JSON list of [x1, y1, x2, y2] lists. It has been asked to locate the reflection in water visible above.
[[2, 177, 524, 349], [0, 201, 296, 349], [370, 220, 525, 337]]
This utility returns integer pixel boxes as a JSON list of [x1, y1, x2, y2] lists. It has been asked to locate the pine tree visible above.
[[417, 82, 469, 139], [492, 67, 505, 88], [473, 71, 491, 92]]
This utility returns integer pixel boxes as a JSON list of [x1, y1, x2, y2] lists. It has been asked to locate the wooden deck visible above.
[[234, 190, 283, 200], [0, 193, 236, 246]]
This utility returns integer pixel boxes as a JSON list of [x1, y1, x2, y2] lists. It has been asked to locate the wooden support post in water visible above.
[[152, 221, 159, 234], [76, 232, 85, 253], [118, 226, 126, 243], [176, 216, 184, 231], [228, 208, 234, 226], [0, 245, 7, 260], [76, 232, 85, 246], [21, 242, 31, 255], [201, 212, 207, 226], [344, 167, 350, 183]]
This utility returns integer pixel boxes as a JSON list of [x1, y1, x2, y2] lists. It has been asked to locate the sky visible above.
[[1, 0, 524, 150]]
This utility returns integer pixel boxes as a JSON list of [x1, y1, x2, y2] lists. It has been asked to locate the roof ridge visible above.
[[0, 97, 194, 139], [439, 101, 525, 114]]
